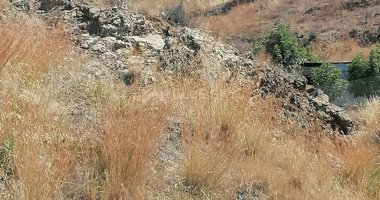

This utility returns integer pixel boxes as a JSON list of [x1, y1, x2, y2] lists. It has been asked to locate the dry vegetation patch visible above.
[[0, 7, 379, 199], [99, 98, 170, 199], [130, 0, 378, 60], [0, 18, 70, 78]]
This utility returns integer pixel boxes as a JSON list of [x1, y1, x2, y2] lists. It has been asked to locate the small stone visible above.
[[91, 41, 107, 53]]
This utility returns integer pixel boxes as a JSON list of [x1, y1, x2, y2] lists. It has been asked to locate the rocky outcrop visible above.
[[256, 66, 353, 134], [33, 1, 352, 134], [349, 27, 380, 45], [204, 0, 256, 16], [37, 2, 253, 85], [342, 0, 370, 11]]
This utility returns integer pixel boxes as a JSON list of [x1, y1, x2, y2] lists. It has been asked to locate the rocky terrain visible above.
[[4, 0, 353, 133], [135, 0, 380, 60], [0, 0, 378, 199]]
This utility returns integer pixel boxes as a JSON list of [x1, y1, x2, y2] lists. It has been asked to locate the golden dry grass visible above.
[[10, 96, 75, 199], [99, 98, 170, 199], [312, 38, 371, 61], [0, 18, 70, 78], [149, 78, 380, 199], [358, 98, 380, 135], [0, 8, 379, 200]]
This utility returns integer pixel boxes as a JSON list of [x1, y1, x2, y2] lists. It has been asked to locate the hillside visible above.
[[0, 0, 379, 199], [129, 0, 380, 61]]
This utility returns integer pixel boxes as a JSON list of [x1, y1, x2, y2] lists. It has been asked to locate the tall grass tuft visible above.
[[99, 97, 169, 199]]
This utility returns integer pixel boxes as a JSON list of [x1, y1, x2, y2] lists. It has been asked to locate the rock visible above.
[[349, 27, 380, 45], [90, 41, 107, 54], [305, 6, 322, 15], [39, 0, 73, 11], [30, 2, 352, 134], [204, 0, 256, 16], [130, 34, 165, 51], [257, 65, 353, 134], [342, 0, 370, 11], [235, 182, 268, 200], [113, 39, 127, 50], [9, 0, 30, 11]]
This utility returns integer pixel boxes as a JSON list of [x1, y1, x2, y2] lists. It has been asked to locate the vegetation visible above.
[[369, 44, 380, 76], [251, 37, 264, 56], [348, 53, 371, 81], [348, 44, 380, 96], [311, 63, 347, 100], [349, 45, 380, 80], [263, 22, 307, 68], [1, 2, 380, 200], [262, 22, 348, 100]]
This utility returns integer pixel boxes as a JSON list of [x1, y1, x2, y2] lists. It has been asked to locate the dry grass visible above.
[[0, 17, 74, 200], [312, 38, 371, 61], [92, 0, 378, 59], [0, 8, 379, 200], [99, 97, 170, 199], [152, 78, 380, 199], [0, 18, 70, 78], [10, 96, 75, 199], [0, 66, 379, 199], [357, 98, 380, 135]]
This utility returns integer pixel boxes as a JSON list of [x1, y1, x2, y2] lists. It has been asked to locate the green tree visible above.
[[348, 45, 380, 96], [369, 44, 380, 76], [311, 63, 347, 100], [348, 53, 370, 81], [264, 22, 308, 68]]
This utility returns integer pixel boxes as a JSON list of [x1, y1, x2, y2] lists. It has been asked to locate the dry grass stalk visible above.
[[0, 18, 70, 77], [0, 92, 75, 199], [99, 97, 170, 199]]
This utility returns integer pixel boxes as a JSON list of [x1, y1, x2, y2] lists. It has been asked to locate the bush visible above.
[[348, 44, 380, 96], [349, 76, 380, 97], [369, 44, 380, 76], [348, 53, 370, 81], [349, 44, 380, 81], [251, 37, 264, 56], [264, 22, 310, 69], [311, 63, 348, 100]]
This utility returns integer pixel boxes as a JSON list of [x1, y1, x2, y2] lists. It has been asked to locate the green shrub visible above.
[[251, 37, 264, 56], [369, 44, 380, 76], [311, 63, 348, 100], [348, 53, 370, 81], [264, 22, 309, 68], [349, 44, 380, 81], [348, 45, 380, 96], [0, 135, 14, 177]]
